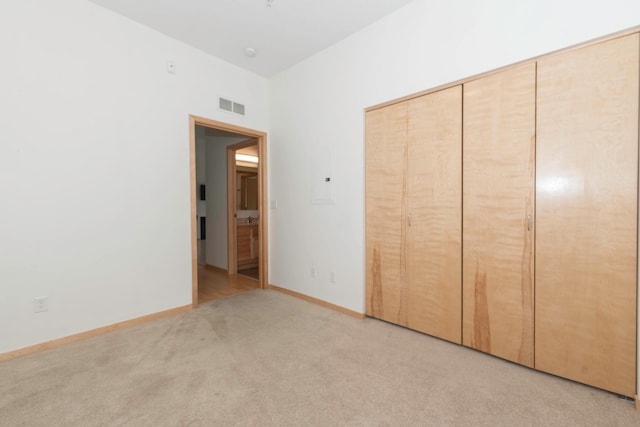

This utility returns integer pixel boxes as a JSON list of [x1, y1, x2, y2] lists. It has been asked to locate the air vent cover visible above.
[[219, 97, 245, 116], [232, 102, 245, 115], [219, 97, 232, 112]]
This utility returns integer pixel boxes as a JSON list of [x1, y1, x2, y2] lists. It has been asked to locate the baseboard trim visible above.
[[204, 264, 228, 273], [269, 284, 365, 320], [0, 304, 191, 362]]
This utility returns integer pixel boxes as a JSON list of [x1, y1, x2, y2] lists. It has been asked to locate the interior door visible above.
[[462, 63, 536, 366], [365, 102, 408, 325], [406, 86, 462, 343], [535, 34, 639, 396]]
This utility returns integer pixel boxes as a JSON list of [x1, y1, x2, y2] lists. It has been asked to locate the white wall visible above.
[[204, 135, 247, 269], [0, 0, 269, 354], [268, 0, 640, 315]]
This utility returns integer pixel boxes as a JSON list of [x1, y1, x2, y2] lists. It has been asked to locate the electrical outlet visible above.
[[33, 297, 48, 313], [330, 271, 336, 283], [310, 267, 316, 279], [166, 61, 176, 74]]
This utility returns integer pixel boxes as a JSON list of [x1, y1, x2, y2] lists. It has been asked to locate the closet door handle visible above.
[[408, 213, 412, 227], [527, 214, 531, 231]]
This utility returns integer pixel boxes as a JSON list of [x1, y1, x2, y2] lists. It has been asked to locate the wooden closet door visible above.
[[535, 34, 639, 397], [462, 63, 536, 366], [406, 86, 462, 344], [365, 102, 408, 325]]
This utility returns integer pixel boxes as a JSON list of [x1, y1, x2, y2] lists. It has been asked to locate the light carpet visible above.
[[1, 290, 639, 426]]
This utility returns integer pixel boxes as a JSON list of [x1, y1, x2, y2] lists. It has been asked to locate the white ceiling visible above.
[[88, 0, 416, 77]]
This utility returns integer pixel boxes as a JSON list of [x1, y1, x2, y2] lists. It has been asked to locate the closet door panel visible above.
[[535, 34, 638, 396], [462, 63, 536, 366], [406, 86, 462, 344], [365, 102, 408, 326]]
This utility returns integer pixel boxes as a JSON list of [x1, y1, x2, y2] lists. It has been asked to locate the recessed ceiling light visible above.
[[244, 47, 257, 58]]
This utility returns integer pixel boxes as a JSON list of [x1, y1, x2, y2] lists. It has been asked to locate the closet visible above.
[[406, 87, 462, 343], [366, 86, 462, 344], [462, 62, 536, 367], [366, 101, 408, 327], [365, 29, 639, 397], [535, 34, 638, 397]]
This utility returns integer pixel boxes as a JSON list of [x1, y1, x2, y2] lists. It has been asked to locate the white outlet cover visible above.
[[166, 61, 176, 74]]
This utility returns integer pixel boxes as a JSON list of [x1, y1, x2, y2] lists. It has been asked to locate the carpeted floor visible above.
[[1, 290, 639, 426]]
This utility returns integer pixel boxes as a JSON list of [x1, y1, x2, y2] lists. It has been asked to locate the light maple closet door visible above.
[[536, 34, 638, 396], [406, 86, 462, 343], [462, 63, 536, 366], [365, 102, 408, 326]]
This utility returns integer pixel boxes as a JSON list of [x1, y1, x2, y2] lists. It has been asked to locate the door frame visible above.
[[189, 115, 269, 308]]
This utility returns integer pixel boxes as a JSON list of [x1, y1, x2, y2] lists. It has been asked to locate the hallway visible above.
[[198, 265, 259, 304]]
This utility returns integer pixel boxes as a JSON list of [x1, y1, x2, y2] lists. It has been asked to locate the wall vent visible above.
[[219, 97, 245, 116], [219, 97, 232, 111], [232, 102, 245, 115]]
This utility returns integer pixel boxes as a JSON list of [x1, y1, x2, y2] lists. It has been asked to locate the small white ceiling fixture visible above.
[[244, 47, 257, 58], [88, 0, 416, 77]]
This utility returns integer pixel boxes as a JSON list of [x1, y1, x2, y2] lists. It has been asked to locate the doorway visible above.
[[189, 115, 268, 307], [227, 140, 260, 280]]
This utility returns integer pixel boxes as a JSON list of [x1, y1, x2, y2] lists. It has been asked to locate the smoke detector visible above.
[[265, 0, 274, 7], [244, 47, 257, 58]]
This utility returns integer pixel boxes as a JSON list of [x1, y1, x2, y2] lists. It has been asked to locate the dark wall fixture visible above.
[[199, 184, 206, 201], [200, 217, 206, 240]]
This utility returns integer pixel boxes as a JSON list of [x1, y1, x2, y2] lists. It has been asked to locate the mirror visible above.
[[237, 168, 258, 210]]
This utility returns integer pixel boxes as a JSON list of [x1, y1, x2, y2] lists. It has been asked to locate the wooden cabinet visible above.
[[535, 34, 639, 397], [365, 29, 639, 397], [237, 225, 259, 267], [462, 63, 536, 367], [366, 87, 462, 343]]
